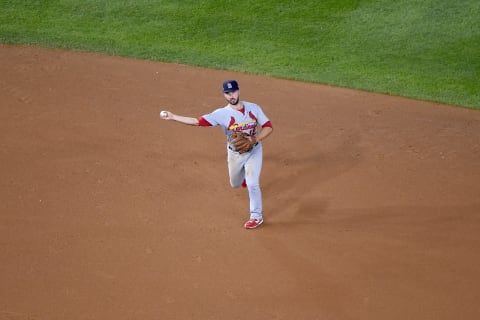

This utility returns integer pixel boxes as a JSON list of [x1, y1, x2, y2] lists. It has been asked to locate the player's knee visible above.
[[248, 183, 260, 191], [230, 180, 241, 188]]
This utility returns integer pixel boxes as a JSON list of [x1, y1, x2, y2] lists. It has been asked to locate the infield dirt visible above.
[[1, 45, 480, 320]]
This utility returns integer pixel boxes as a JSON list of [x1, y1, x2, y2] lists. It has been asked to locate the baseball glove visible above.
[[231, 132, 256, 154]]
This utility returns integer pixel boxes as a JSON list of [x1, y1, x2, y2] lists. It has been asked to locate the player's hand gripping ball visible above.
[[160, 110, 168, 118], [231, 132, 256, 154]]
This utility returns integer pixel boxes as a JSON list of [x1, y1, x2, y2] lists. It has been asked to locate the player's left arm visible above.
[[256, 122, 273, 143], [254, 104, 273, 143]]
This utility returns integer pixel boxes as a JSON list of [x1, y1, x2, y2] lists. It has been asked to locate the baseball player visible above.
[[160, 80, 273, 229]]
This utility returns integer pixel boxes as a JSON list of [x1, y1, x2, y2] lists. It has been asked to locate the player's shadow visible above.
[[263, 130, 363, 224]]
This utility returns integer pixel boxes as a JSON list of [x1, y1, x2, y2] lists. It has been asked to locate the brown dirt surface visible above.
[[1, 45, 480, 320]]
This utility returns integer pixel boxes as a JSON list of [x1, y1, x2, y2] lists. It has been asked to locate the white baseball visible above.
[[160, 111, 168, 118]]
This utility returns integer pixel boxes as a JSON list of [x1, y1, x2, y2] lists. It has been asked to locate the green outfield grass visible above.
[[1, 0, 479, 109]]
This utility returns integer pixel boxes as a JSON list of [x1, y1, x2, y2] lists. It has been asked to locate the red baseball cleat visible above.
[[244, 218, 263, 229], [241, 179, 247, 188]]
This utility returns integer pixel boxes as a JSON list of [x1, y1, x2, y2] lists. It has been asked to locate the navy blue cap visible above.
[[223, 80, 239, 92]]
